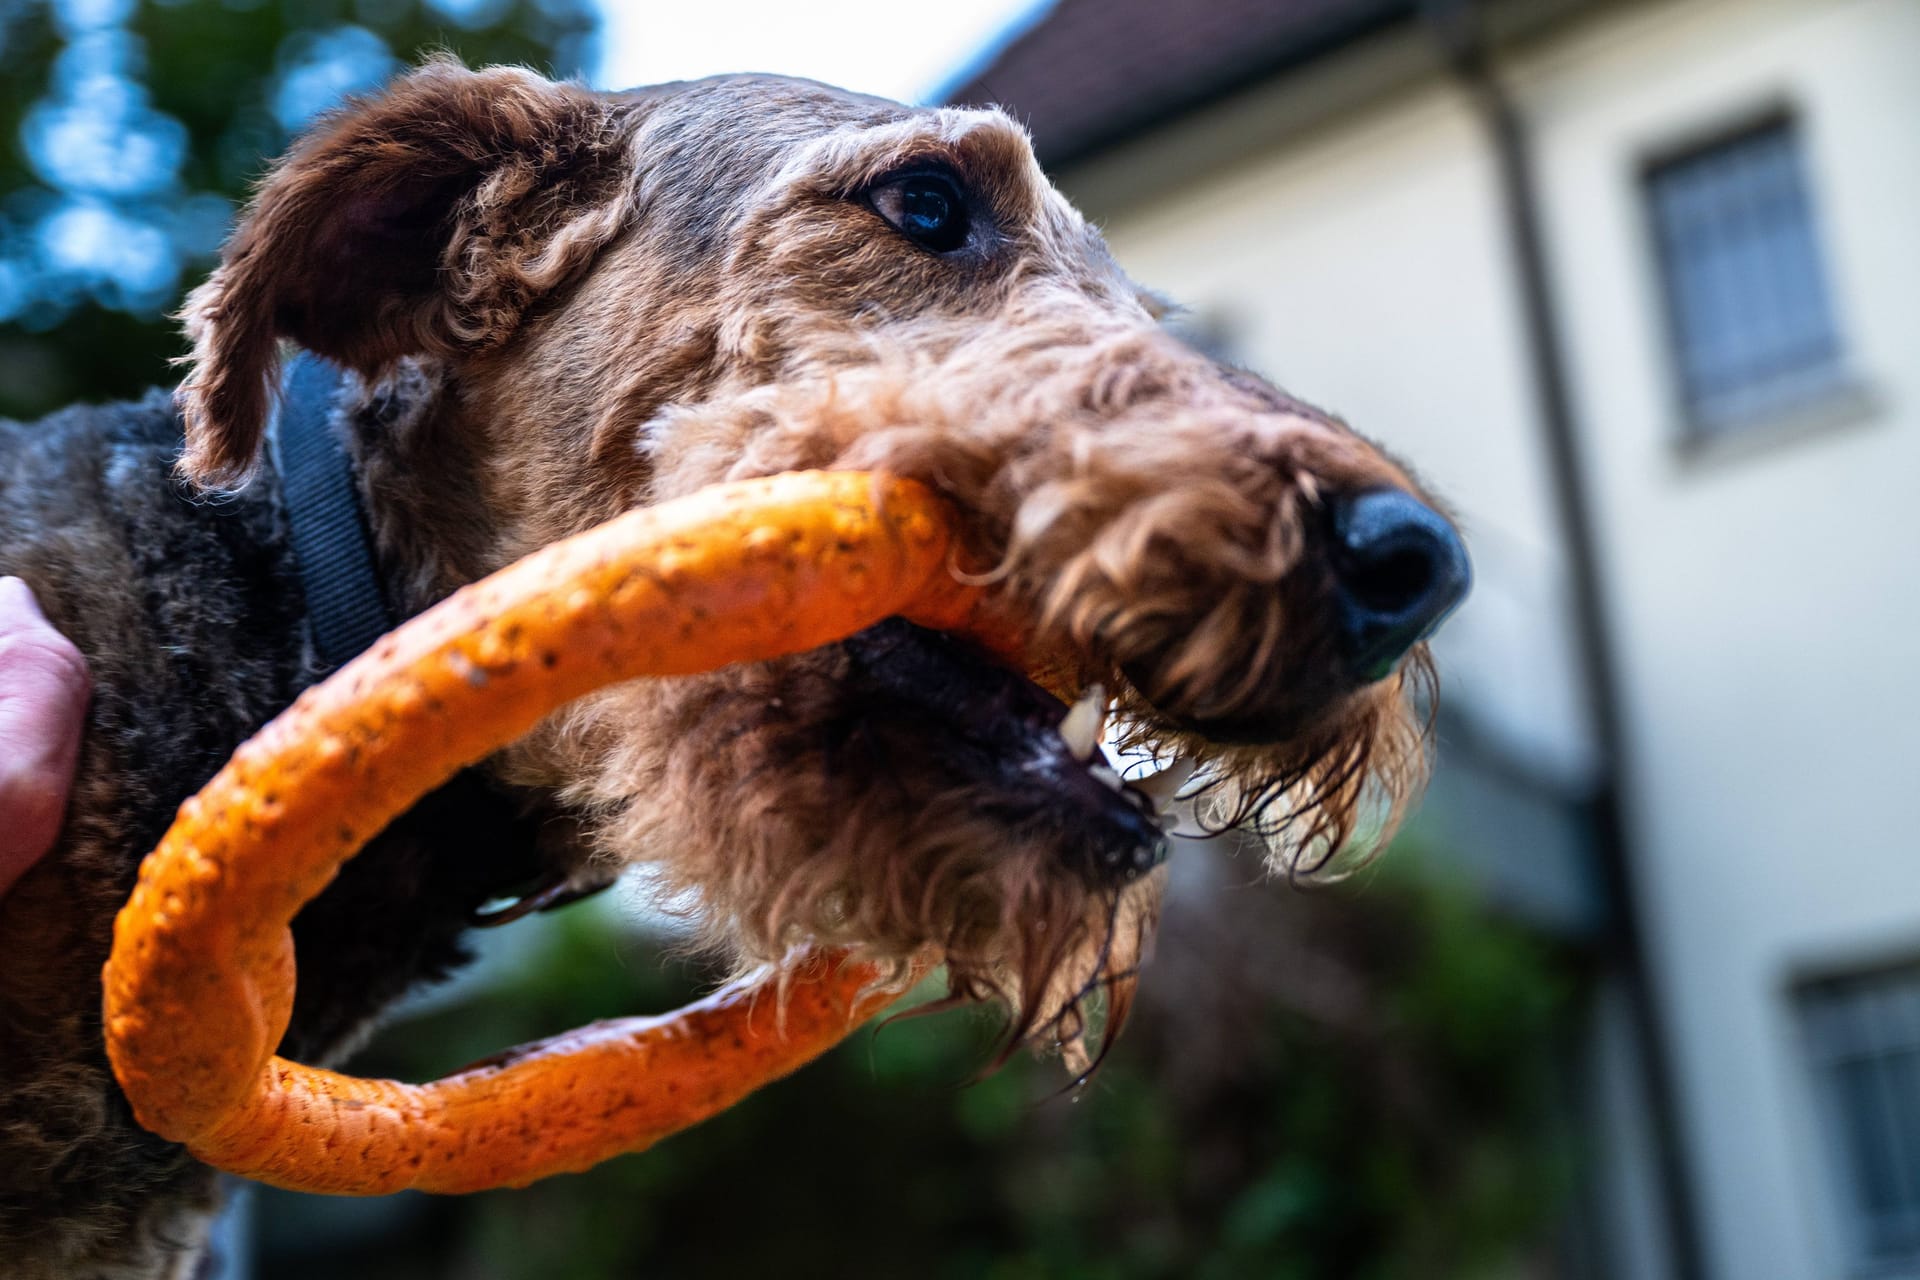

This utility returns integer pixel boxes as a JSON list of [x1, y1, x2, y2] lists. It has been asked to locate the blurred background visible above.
[[3, 0, 1915, 1276]]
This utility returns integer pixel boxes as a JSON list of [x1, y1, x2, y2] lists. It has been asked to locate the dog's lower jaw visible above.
[[508, 619, 1171, 1071], [841, 620, 1168, 883]]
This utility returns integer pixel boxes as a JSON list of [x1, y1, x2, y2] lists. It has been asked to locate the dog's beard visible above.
[[1110, 650, 1436, 881], [536, 621, 1163, 1074], [524, 608, 1427, 1076]]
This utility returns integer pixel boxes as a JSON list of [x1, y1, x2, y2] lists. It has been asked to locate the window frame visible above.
[[1637, 106, 1857, 452], [1796, 962, 1920, 1278]]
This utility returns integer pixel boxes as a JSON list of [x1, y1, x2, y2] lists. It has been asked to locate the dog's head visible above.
[[176, 63, 1467, 1071]]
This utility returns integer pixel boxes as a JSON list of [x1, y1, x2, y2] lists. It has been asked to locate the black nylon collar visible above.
[[273, 351, 395, 670]]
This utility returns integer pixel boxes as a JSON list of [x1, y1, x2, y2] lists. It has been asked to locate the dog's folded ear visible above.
[[175, 59, 637, 487]]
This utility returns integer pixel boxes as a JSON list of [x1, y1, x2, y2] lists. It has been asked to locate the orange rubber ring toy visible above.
[[102, 471, 988, 1194]]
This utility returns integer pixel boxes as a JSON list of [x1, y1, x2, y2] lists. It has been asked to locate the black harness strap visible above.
[[273, 352, 395, 670]]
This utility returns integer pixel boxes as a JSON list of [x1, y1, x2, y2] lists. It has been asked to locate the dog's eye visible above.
[[868, 171, 971, 254]]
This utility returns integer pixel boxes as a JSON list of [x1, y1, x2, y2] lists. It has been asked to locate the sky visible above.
[[594, 0, 1050, 103]]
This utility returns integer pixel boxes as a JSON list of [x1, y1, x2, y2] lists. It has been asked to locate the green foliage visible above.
[[256, 855, 1587, 1279], [0, 0, 597, 422]]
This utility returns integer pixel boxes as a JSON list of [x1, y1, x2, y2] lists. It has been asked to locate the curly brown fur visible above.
[[0, 396, 558, 1278], [0, 62, 1461, 1277], [512, 303, 1437, 1060]]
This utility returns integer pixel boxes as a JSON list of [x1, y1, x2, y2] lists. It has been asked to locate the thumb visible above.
[[0, 577, 91, 899]]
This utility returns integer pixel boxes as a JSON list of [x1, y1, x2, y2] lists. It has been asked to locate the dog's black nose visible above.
[[1329, 490, 1470, 681]]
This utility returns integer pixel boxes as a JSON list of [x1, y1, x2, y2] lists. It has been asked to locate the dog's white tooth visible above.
[[1057, 683, 1108, 762], [1130, 755, 1198, 813]]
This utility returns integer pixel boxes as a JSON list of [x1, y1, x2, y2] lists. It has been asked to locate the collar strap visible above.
[[273, 352, 395, 671], [268, 355, 616, 920]]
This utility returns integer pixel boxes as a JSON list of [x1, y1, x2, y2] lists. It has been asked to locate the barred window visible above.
[[1645, 116, 1845, 434], [1799, 966, 1920, 1272]]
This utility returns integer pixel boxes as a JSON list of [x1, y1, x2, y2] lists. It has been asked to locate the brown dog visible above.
[[0, 61, 1465, 1278]]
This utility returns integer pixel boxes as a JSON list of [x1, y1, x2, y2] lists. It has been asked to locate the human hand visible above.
[[0, 577, 90, 897]]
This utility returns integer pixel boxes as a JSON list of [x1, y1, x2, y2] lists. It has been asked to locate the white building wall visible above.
[[1520, 1, 1920, 1276], [1058, 1, 1920, 1276]]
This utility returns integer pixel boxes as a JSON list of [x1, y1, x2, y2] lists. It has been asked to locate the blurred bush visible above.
[[0, 0, 596, 422], [257, 840, 1586, 1280]]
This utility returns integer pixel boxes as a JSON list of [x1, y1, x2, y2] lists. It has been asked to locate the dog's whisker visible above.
[[1124, 754, 1198, 815]]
